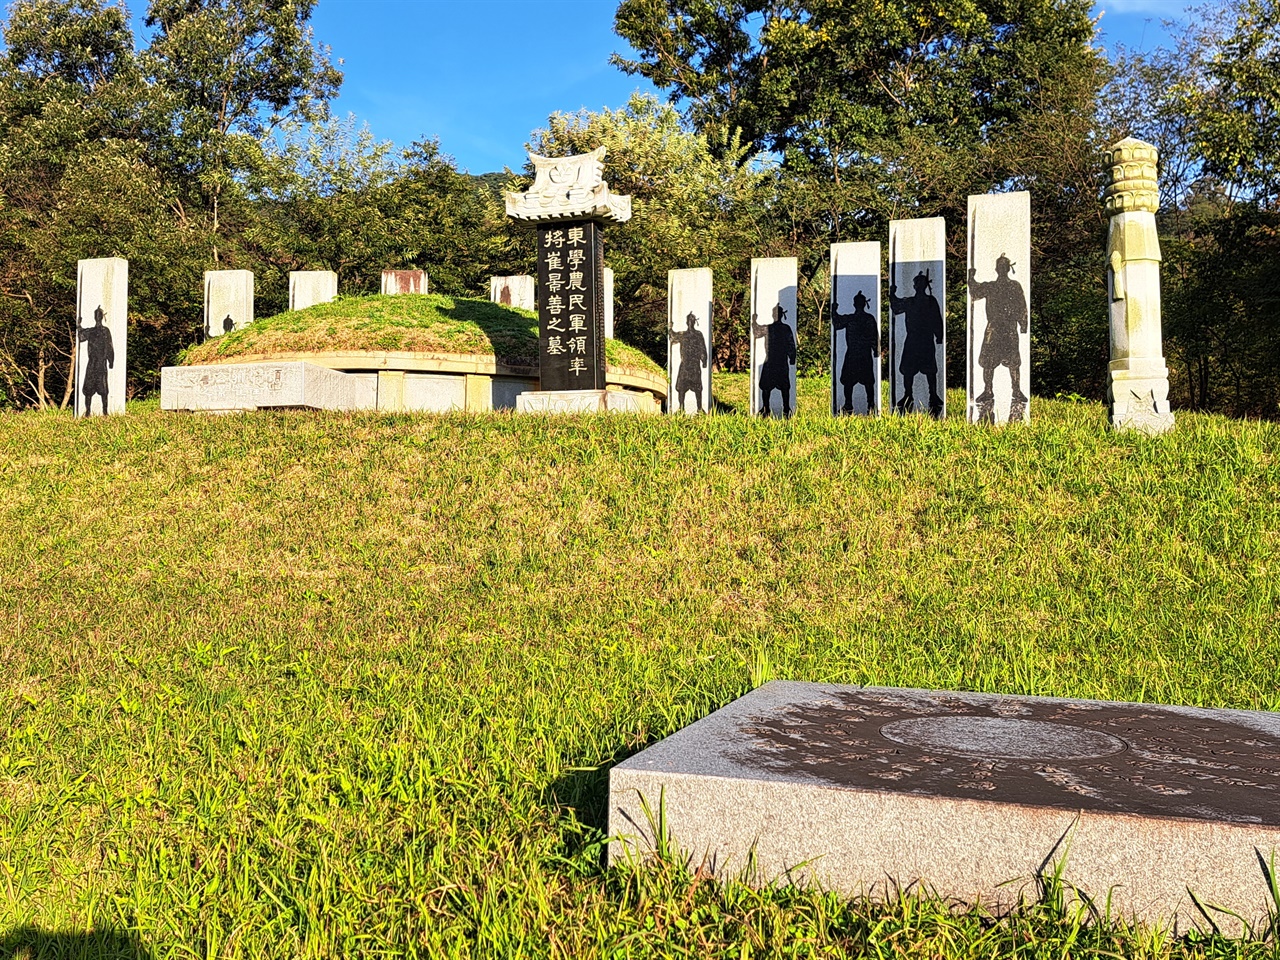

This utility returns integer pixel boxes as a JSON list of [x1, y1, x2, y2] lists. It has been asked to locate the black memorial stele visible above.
[[536, 221, 605, 392]]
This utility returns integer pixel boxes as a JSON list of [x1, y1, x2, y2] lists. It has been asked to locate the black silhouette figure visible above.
[[889, 270, 944, 418], [751, 303, 796, 417], [668, 310, 708, 412], [499, 283, 512, 306], [832, 290, 879, 414], [222, 313, 234, 334], [78, 304, 114, 416], [969, 253, 1028, 423]]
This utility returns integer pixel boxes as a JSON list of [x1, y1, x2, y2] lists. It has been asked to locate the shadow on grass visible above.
[[433, 299, 538, 370], [0, 926, 153, 959]]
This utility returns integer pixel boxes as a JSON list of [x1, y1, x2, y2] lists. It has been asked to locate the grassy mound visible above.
[[180, 293, 663, 375], [1, 379, 1278, 956]]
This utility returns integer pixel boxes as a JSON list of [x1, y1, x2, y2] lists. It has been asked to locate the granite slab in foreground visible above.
[[609, 682, 1280, 931]]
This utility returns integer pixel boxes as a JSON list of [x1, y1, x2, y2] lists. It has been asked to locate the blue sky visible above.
[[304, 0, 1193, 175]]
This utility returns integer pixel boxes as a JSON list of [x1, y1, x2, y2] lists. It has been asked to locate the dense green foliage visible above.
[[1, 383, 1279, 954]]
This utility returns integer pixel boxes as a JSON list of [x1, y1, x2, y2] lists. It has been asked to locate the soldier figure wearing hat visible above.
[[668, 310, 708, 412], [889, 270, 945, 418], [77, 304, 115, 416], [751, 302, 796, 417], [832, 289, 879, 414], [968, 253, 1028, 422]]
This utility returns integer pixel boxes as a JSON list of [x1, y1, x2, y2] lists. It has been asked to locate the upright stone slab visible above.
[[381, 269, 427, 295], [611, 681, 1280, 933], [829, 242, 881, 417], [1105, 138, 1174, 435], [749, 258, 798, 418], [288, 271, 338, 311], [966, 193, 1031, 424], [604, 267, 615, 339], [490, 275, 536, 311], [204, 270, 253, 338], [888, 218, 946, 418], [75, 258, 127, 417], [505, 148, 631, 396], [667, 268, 713, 414]]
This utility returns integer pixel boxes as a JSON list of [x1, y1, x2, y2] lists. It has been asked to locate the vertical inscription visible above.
[[537, 220, 605, 391]]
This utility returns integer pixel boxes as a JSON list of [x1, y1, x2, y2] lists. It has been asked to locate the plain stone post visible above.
[[604, 267, 615, 339], [1105, 137, 1174, 435], [75, 257, 128, 417], [667, 268, 713, 414], [830, 242, 881, 417], [288, 271, 338, 311], [749, 257, 798, 418], [966, 192, 1031, 424], [381, 270, 428, 295], [204, 269, 253, 338], [888, 218, 946, 418], [489, 275, 536, 310]]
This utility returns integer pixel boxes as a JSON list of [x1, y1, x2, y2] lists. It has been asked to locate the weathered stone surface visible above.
[[1105, 138, 1174, 435], [667, 268, 713, 415], [160, 361, 376, 412], [889, 218, 946, 418], [516, 388, 656, 414], [288, 271, 338, 311], [603, 267, 616, 339], [381, 269, 428, 295], [204, 270, 253, 339], [749, 258, 798, 418], [966, 193, 1030, 424], [610, 681, 1280, 933], [490, 275, 536, 311], [829, 242, 881, 417], [75, 257, 128, 417], [505, 147, 632, 224]]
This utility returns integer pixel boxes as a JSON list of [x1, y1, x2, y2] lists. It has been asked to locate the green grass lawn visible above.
[[1, 377, 1278, 958], [180, 294, 662, 377]]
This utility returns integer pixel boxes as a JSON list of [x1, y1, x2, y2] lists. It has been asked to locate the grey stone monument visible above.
[[75, 257, 127, 417], [829, 242, 881, 417], [889, 218, 946, 418], [667, 268, 713, 415], [204, 269, 253, 339], [1105, 137, 1174, 435], [490, 275, 536, 311], [504, 147, 631, 406], [749, 258, 798, 418], [381, 269, 428, 295], [604, 266, 615, 339], [288, 270, 338, 311], [611, 681, 1280, 933], [161, 361, 376, 412], [966, 192, 1031, 424]]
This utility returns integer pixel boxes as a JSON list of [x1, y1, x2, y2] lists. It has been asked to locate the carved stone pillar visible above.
[[1104, 137, 1174, 435]]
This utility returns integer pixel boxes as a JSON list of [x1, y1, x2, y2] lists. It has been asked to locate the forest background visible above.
[[0, 0, 1276, 418]]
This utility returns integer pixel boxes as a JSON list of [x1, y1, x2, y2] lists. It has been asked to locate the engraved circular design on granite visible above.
[[880, 717, 1127, 760]]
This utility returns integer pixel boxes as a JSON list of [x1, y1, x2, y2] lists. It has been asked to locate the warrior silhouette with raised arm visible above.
[[968, 253, 1028, 422], [751, 302, 796, 417], [78, 305, 114, 416], [889, 270, 944, 418], [668, 310, 708, 412], [832, 289, 878, 414]]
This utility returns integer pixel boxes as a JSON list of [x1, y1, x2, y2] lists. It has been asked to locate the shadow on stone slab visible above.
[[0, 926, 153, 960]]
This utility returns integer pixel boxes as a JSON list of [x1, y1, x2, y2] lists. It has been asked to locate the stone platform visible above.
[[609, 682, 1280, 932]]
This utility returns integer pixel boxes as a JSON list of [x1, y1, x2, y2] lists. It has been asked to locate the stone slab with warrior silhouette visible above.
[[75, 258, 128, 417], [381, 270, 428, 295], [667, 268, 713, 414], [489, 275, 536, 311], [829, 241, 881, 417], [967, 192, 1031, 424], [610, 680, 1280, 934], [888, 218, 946, 419], [749, 258, 798, 418], [204, 270, 254, 339]]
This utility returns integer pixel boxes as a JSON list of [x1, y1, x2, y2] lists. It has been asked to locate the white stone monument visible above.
[[667, 268, 713, 414], [1105, 137, 1174, 435], [888, 218, 946, 418], [966, 192, 1031, 424], [489, 275, 536, 311], [604, 266, 615, 339], [75, 257, 127, 417], [749, 258, 798, 418], [830, 242, 881, 417], [204, 269, 253, 338], [288, 270, 338, 311], [381, 269, 427, 295]]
